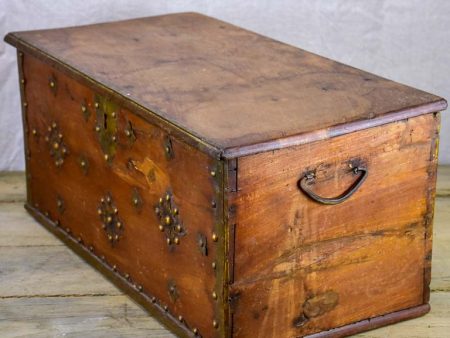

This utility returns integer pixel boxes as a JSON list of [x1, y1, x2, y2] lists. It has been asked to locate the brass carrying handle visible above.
[[299, 167, 368, 205]]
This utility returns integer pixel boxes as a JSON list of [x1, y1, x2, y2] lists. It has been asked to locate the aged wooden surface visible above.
[[18, 52, 224, 338], [0, 168, 449, 337], [0, 167, 450, 338], [229, 114, 440, 337], [3, 12, 447, 337], [5, 13, 446, 154]]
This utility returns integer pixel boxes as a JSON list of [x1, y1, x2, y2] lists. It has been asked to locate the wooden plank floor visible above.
[[0, 167, 449, 338]]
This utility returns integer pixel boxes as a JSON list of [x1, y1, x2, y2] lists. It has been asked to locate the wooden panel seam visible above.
[[225, 158, 239, 337], [222, 101, 448, 159], [423, 112, 441, 303], [16, 51, 30, 202]]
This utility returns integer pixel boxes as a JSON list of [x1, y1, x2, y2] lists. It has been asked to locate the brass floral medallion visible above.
[[98, 193, 124, 245], [45, 122, 68, 167], [155, 192, 186, 247]]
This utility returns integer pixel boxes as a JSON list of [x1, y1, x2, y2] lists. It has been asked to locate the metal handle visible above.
[[299, 167, 368, 205]]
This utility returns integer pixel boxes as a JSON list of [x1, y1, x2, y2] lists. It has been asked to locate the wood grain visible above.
[[0, 171, 449, 337], [230, 114, 439, 337], [3, 12, 447, 336], [0, 203, 60, 247], [437, 166, 450, 197], [356, 292, 450, 338], [22, 53, 221, 337], [0, 245, 121, 297], [0, 172, 26, 203], [0, 295, 174, 338], [430, 198, 450, 292], [4, 13, 445, 152]]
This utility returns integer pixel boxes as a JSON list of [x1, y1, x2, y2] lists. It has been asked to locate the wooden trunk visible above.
[[5, 12, 447, 338]]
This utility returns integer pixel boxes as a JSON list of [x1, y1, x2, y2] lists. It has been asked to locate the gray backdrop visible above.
[[1, 0, 449, 170]]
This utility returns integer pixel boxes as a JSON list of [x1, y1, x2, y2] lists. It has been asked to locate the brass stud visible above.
[[81, 160, 87, 168], [114, 234, 119, 241], [151, 296, 156, 303], [23, 102, 28, 107], [20, 78, 25, 84], [100, 255, 105, 261], [133, 198, 139, 206], [77, 237, 82, 243], [178, 315, 183, 322], [137, 285, 143, 292], [100, 197, 105, 203], [212, 291, 218, 300], [125, 273, 130, 280], [61, 148, 67, 154], [58, 133, 63, 139], [193, 328, 199, 335], [101, 224, 106, 230], [166, 238, 171, 245], [165, 194, 170, 201], [111, 112, 117, 118], [125, 129, 131, 137], [106, 216, 113, 224], [49, 81, 55, 88], [108, 234, 113, 241], [94, 102, 99, 108], [176, 224, 182, 233], [52, 122, 57, 128], [212, 262, 217, 270], [57, 200, 63, 208], [65, 227, 70, 233], [174, 237, 180, 245], [164, 216, 171, 225], [165, 146, 171, 153], [32, 129, 37, 136], [106, 196, 111, 203], [213, 320, 219, 329], [47, 126, 52, 132], [112, 265, 117, 271], [104, 154, 109, 161], [53, 142, 59, 150], [158, 197, 163, 204], [19, 52, 23, 57], [210, 170, 216, 177], [164, 305, 168, 311], [89, 246, 94, 251], [158, 224, 164, 232], [116, 221, 122, 229], [212, 233, 218, 242], [81, 105, 87, 113], [95, 125, 101, 132], [211, 200, 216, 208], [111, 135, 117, 142], [154, 207, 160, 215], [113, 207, 118, 214], [172, 208, 178, 215]]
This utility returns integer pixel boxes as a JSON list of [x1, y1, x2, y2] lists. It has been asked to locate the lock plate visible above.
[[95, 95, 118, 161]]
